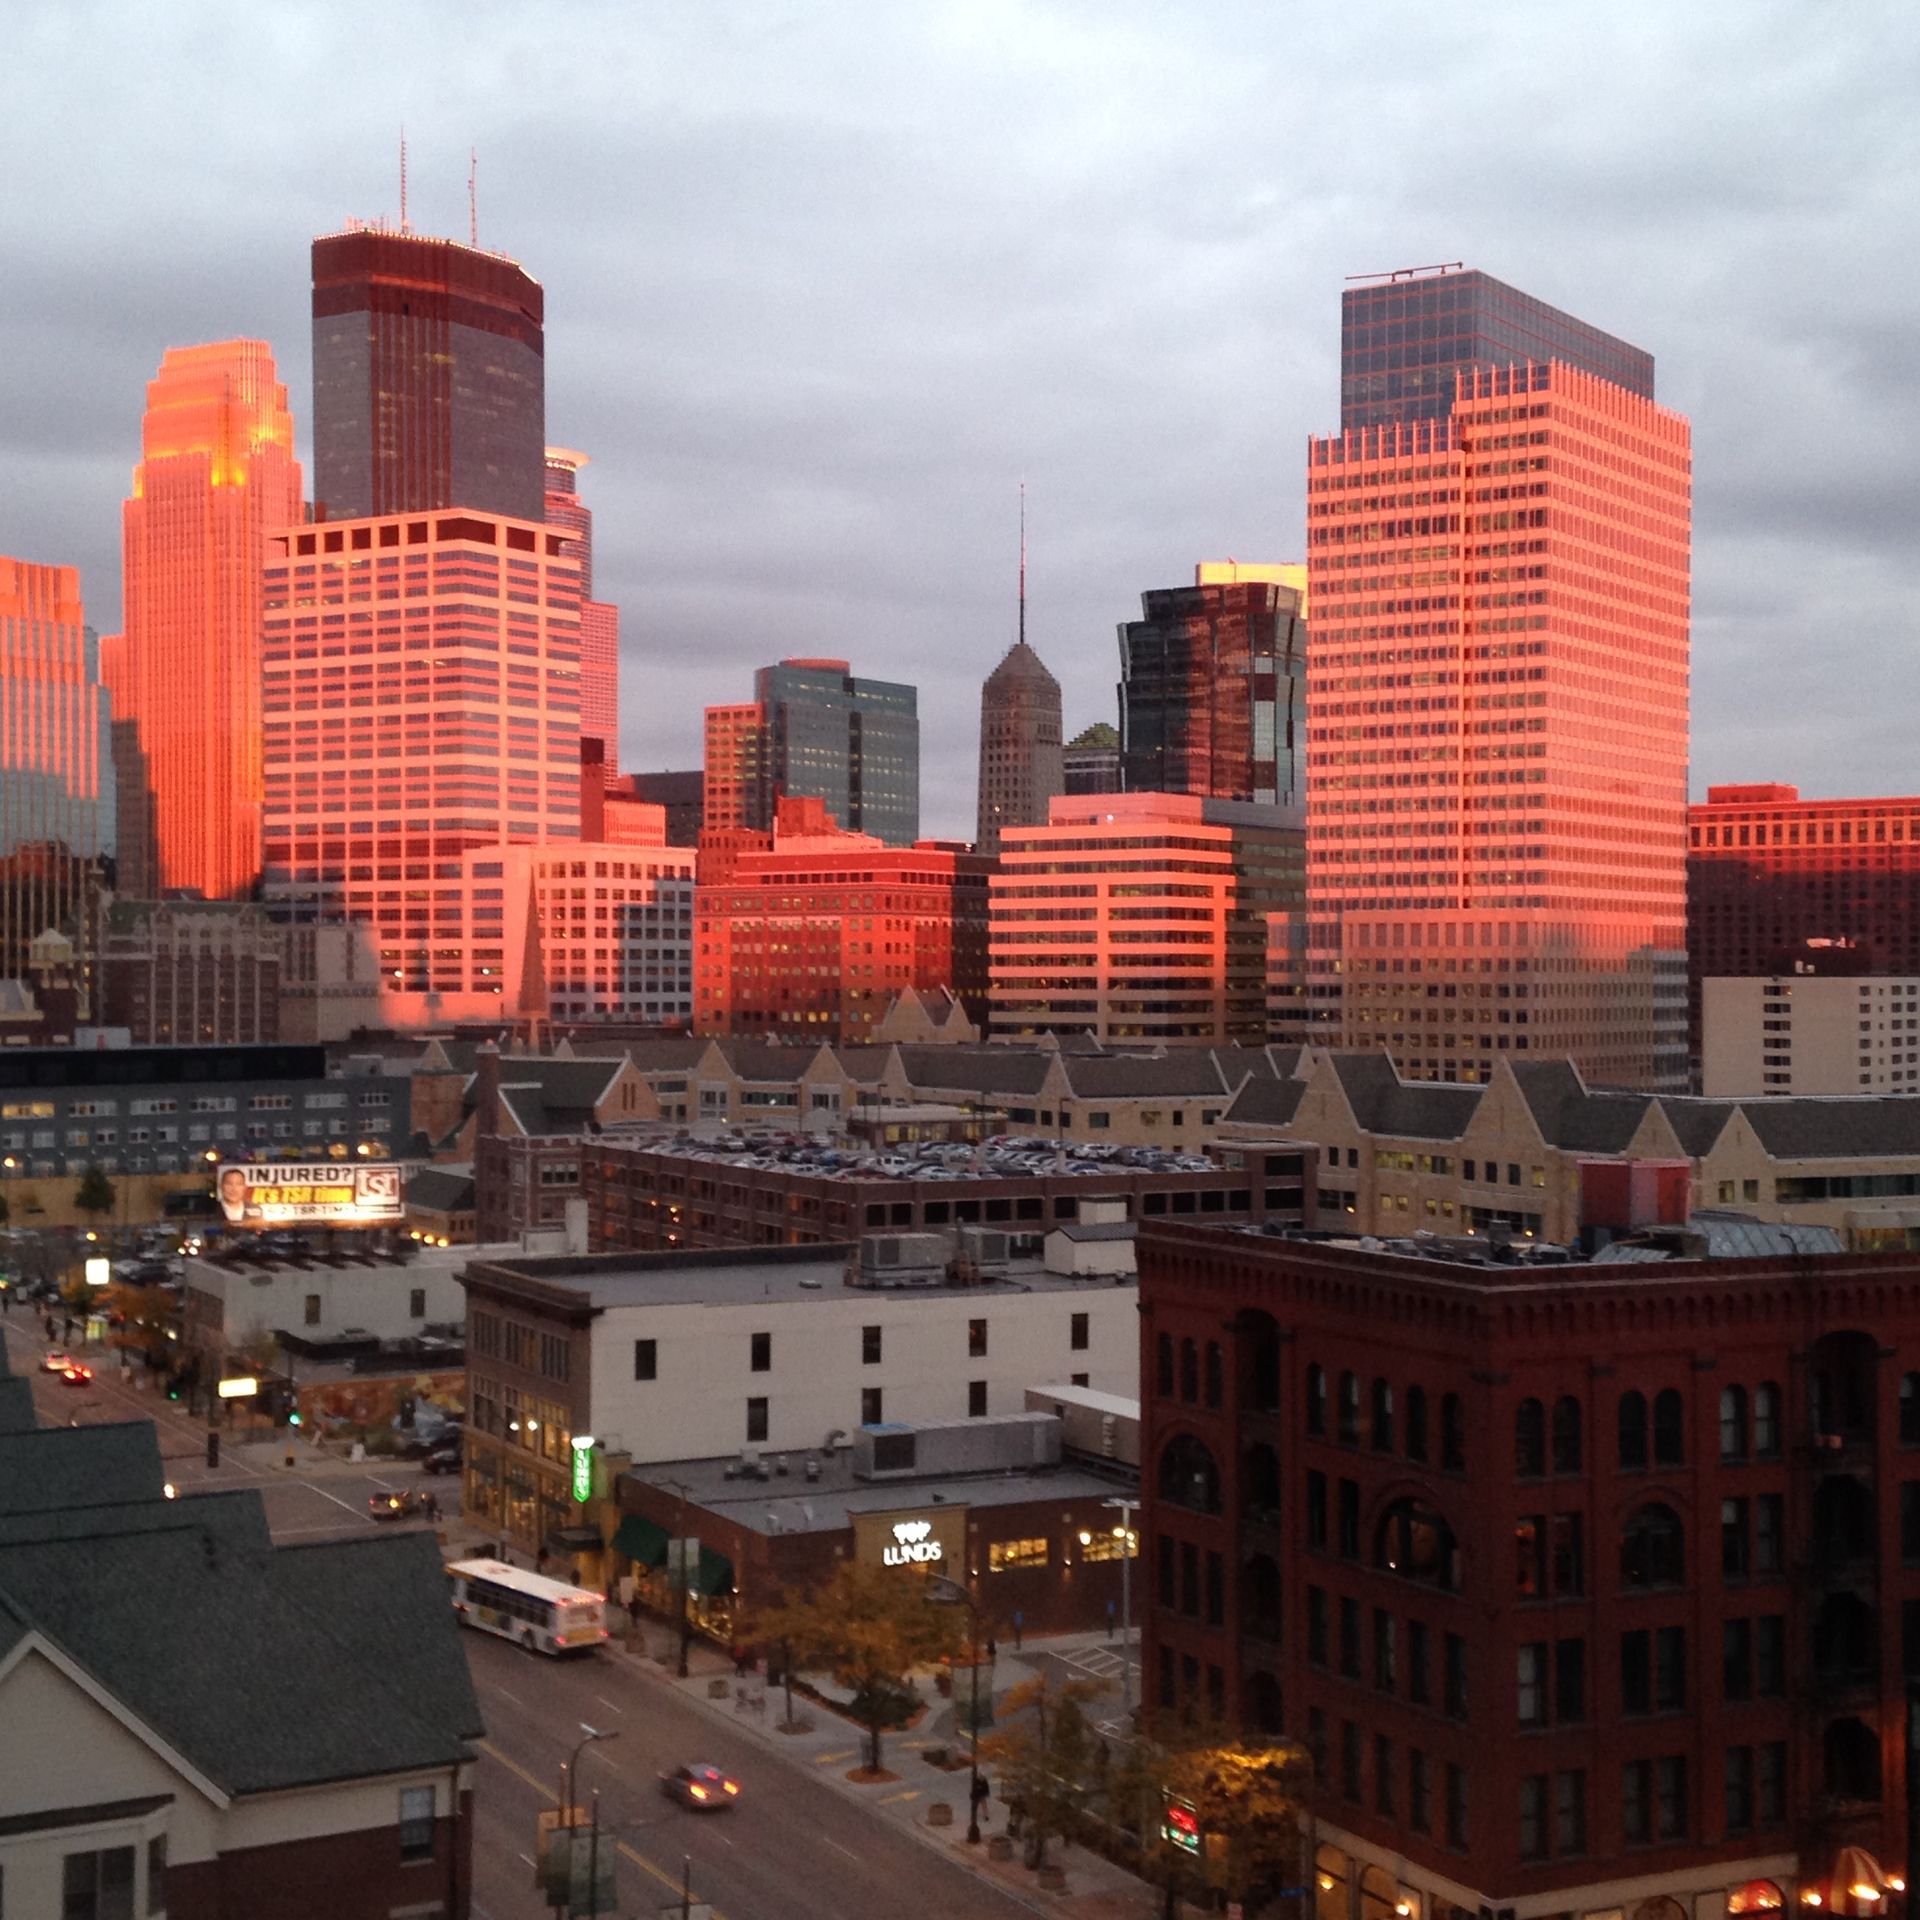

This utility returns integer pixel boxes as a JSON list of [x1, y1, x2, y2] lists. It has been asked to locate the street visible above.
[[463, 1632, 1040, 1920]]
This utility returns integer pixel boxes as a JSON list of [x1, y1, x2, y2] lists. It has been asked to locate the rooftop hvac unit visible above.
[[957, 1225, 1010, 1268]]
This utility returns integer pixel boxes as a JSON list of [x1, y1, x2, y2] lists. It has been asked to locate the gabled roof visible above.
[[1221, 1075, 1309, 1129], [0, 1423, 168, 1518], [1657, 1098, 1739, 1158], [1738, 1095, 1920, 1162], [406, 1166, 476, 1214], [1507, 1060, 1656, 1155], [1329, 1052, 1482, 1140], [494, 1056, 629, 1136], [1061, 1053, 1233, 1099], [895, 1046, 1053, 1097]]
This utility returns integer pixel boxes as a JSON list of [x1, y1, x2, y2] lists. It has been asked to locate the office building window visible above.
[[634, 1338, 657, 1381], [747, 1397, 769, 1443]]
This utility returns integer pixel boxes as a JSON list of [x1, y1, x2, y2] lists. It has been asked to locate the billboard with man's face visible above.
[[216, 1163, 403, 1228]]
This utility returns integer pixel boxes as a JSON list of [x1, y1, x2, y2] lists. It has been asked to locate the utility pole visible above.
[[1104, 1495, 1140, 1714]]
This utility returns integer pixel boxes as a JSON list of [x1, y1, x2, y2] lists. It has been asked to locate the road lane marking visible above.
[[478, 1739, 730, 1920], [826, 1837, 860, 1861], [813, 1748, 856, 1765], [517, 1853, 535, 1867], [879, 1790, 920, 1805], [491, 1688, 525, 1708], [593, 1695, 625, 1713]]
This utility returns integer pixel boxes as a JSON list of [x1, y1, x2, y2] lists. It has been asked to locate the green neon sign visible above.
[[570, 1436, 595, 1504]]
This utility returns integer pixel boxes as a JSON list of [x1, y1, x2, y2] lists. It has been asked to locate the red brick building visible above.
[[1140, 1218, 1920, 1920], [694, 795, 990, 1043]]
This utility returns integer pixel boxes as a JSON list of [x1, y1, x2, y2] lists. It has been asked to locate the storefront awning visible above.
[[613, 1513, 670, 1567], [1833, 1848, 1892, 1917], [689, 1545, 734, 1597], [548, 1524, 602, 1551]]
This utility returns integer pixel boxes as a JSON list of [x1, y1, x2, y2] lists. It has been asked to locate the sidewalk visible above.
[[599, 1613, 1163, 1919]]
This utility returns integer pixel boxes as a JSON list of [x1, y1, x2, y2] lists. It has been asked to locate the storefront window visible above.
[[1315, 1844, 1350, 1920]]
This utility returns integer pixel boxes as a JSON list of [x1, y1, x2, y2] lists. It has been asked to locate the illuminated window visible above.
[[989, 1537, 1049, 1572]]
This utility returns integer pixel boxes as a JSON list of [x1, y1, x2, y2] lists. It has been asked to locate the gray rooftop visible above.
[[464, 1244, 1138, 1312], [621, 1448, 1134, 1537]]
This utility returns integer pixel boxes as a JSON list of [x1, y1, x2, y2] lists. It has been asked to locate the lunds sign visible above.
[[883, 1519, 943, 1566]]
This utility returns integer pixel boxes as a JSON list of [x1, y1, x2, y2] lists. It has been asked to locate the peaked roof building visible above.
[[975, 639, 1064, 854], [0, 1339, 482, 1915]]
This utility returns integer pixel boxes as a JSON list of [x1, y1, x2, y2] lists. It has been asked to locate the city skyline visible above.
[[1, 4, 1914, 844]]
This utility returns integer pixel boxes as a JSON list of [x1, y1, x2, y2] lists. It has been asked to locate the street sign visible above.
[[216, 1376, 259, 1400]]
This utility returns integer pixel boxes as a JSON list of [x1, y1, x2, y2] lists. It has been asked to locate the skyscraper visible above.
[[1062, 722, 1121, 796], [701, 659, 920, 845], [1340, 264, 1655, 431], [1119, 564, 1306, 805], [311, 227, 544, 522], [1293, 266, 1691, 1089], [544, 448, 619, 776], [0, 557, 110, 982], [116, 340, 304, 900], [975, 640, 1063, 855], [258, 509, 583, 1004]]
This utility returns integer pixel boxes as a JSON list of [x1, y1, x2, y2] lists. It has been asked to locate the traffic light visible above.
[[166, 1378, 182, 1402], [1162, 1796, 1202, 1855]]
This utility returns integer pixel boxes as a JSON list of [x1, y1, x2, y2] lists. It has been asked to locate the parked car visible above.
[[659, 1763, 740, 1811], [421, 1439, 463, 1475], [42, 1349, 71, 1374], [401, 1419, 463, 1460]]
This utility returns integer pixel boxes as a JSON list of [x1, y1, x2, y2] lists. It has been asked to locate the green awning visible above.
[[613, 1513, 670, 1567], [690, 1545, 734, 1597]]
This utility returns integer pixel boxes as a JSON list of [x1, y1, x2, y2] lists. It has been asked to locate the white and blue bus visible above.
[[447, 1558, 608, 1655]]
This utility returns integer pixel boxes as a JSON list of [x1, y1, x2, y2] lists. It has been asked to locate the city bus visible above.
[[446, 1558, 609, 1655]]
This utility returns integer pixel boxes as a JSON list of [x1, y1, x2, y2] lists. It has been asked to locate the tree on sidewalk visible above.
[[979, 1672, 1105, 1868], [751, 1562, 964, 1774]]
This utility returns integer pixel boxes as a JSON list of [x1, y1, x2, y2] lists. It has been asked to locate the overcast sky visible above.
[[3, 0, 1916, 840]]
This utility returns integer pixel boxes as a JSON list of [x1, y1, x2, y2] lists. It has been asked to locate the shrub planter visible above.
[[927, 1803, 953, 1828], [707, 1678, 731, 1699], [1036, 1866, 1068, 1893], [923, 1746, 950, 1768], [987, 1836, 1014, 1862]]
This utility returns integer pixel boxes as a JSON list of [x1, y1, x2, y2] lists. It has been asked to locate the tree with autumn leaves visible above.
[[752, 1562, 966, 1775]]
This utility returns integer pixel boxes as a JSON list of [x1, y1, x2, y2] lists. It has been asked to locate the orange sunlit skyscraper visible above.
[[116, 340, 304, 900], [1290, 268, 1691, 1090]]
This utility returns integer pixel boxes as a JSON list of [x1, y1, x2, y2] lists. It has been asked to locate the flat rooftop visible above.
[[620, 1447, 1136, 1537], [463, 1246, 1138, 1310]]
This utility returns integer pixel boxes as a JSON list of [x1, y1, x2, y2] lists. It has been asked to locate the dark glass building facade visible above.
[[1118, 576, 1305, 806], [311, 229, 546, 521], [1340, 267, 1654, 432], [756, 659, 920, 846]]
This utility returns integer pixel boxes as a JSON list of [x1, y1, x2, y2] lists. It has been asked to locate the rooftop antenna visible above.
[[1017, 481, 1027, 651], [399, 127, 410, 234], [468, 147, 477, 246]]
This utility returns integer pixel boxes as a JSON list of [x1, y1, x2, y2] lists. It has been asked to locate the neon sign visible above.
[[883, 1518, 943, 1566], [570, 1436, 595, 1504]]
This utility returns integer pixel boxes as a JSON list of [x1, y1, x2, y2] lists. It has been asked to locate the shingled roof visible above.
[[1329, 1053, 1482, 1140], [0, 1342, 481, 1801]]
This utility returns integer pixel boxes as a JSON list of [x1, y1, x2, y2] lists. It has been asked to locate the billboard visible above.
[[216, 1162, 403, 1228]]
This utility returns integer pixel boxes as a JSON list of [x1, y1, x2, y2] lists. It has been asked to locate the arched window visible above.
[[1155, 1333, 1174, 1399], [1305, 1364, 1327, 1436], [1204, 1342, 1223, 1410], [1753, 1381, 1782, 1458], [1727, 1884, 1784, 1918], [1179, 1339, 1198, 1404], [1243, 1552, 1283, 1639], [1405, 1385, 1429, 1463], [1618, 1389, 1649, 1470], [1653, 1388, 1685, 1466], [1359, 1865, 1399, 1920], [1514, 1398, 1545, 1478], [1720, 1385, 1749, 1462], [1243, 1442, 1281, 1518], [1903, 1372, 1920, 1446], [1337, 1371, 1361, 1445], [1813, 1475, 1875, 1572], [1552, 1396, 1582, 1475], [1620, 1502, 1685, 1589], [1822, 1716, 1881, 1803], [1371, 1379, 1394, 1453], [1440, 1392, 1466, 1472], [1375, 1497, 1461, 1590], [1158, 1433, 1222, 1514], [1812, 1592, 1877, 1689], [1811, 1331, 1877, 1443], [1245, 1669, 1284, 1735], [1242, 1312, 1281, 1412]]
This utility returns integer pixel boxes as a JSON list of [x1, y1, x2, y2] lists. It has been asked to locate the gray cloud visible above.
[[2, 0, 1915, 833]]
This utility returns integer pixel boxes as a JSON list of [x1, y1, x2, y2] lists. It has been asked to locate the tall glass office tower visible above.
[[311, 228, 545, 522], [1290, 267, 1691, 1090]]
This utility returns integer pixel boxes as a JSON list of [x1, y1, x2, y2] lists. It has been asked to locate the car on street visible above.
[[368, 1489, 429, 1522], [421, 1438, 463, 1475], [42, 1349, 71, 1373], [659, 1763, 740, 1811], [60, 1362, 94, 1386]]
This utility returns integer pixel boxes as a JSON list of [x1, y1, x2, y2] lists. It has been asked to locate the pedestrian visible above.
[[733, 1642, 748, 1678], [423, 1490, 440, 1523], [986, 1636, 997, 1666], [536, 1545, 549, 1575], [970, 1772, 991, 1826], [1012, 1610, 1023, 1652], [627, 1589, 643, 1631]]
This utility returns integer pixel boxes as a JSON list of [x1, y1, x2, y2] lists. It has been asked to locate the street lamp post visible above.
[[560, 1722, 618, 1920], [927, 1573, 984, 1844], [660, 1478, 694, 1677], [1104, 1496, 1140, 1716]]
